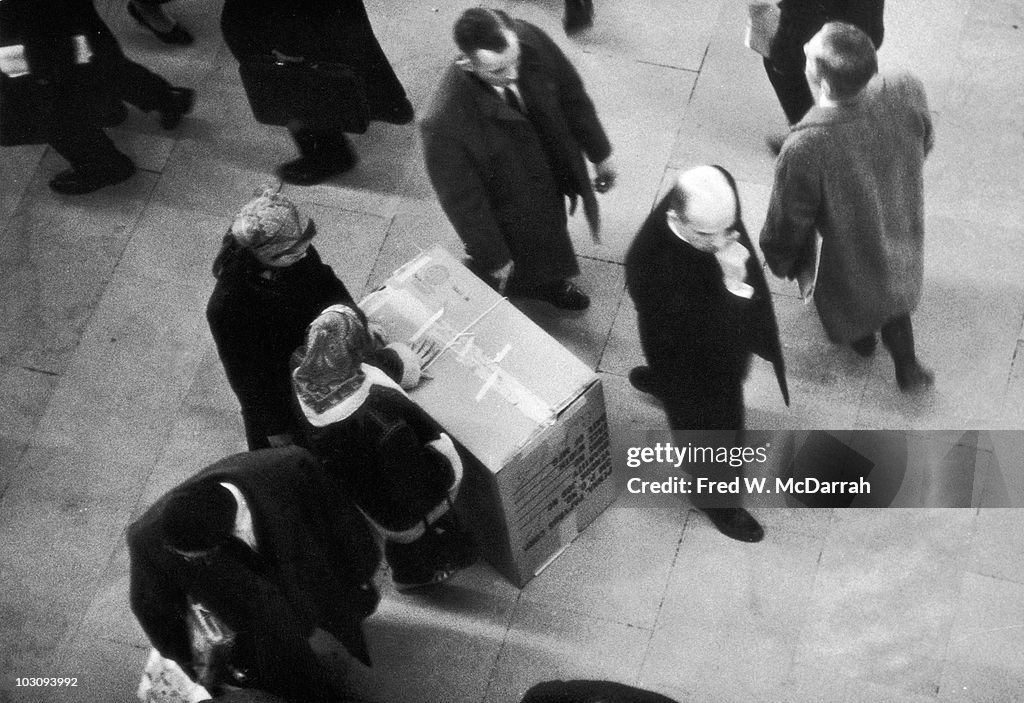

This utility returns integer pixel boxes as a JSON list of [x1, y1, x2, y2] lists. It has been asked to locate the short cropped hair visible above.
[[161, 481, 236, 554], [813, 22, 878, 100], [453, 8, 514, 54]]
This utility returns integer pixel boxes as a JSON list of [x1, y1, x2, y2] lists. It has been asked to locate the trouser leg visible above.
[[49, 126, 127, 171], [119, 58, 175, 113], [763, 56, 813, 125]]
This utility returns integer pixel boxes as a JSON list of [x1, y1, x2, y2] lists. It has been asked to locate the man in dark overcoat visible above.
[[421, 7, 616, 311], [625, 165, 788, 543], [127, 447, 381, 703]]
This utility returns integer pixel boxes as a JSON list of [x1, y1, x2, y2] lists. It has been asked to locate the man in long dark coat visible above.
[[421, 7, 616, 312], [127, 447, 381, 703], [625, 165, 788, 543]]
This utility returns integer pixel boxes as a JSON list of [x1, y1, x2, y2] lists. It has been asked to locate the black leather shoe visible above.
[[372, 98, 415, 126], [276, 144, 357, 186], [531, 280, 590, 311], [563, 0, 594, 34], [127, 1, 194, 46], [851, 334, 878, 357], [49, 157, 136, 195], [628, 366, 659, 395], [701, 508, 764, 543], [159, 88, 195, 130], [895, 361, 934, 393]]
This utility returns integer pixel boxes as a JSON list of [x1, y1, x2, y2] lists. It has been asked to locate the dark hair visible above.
[[453, 8, 514, 54], [813, 22, 878, 100], [161, 481, 236, 554]]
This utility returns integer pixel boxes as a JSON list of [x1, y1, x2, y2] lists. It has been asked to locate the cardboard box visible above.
[[361, 246, 615, 586]]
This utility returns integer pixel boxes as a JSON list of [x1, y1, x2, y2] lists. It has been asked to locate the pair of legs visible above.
[[48, 60, 193, 194], [851, 313, 934, 392], [276, 24, 414, 186], [630, 369, 764, 543]]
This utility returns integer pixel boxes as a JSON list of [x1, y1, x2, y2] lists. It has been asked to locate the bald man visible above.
[[625, 165, 788, 543]]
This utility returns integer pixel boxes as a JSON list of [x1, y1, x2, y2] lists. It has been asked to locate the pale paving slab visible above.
[[967, 508, 1024, 585], [563, 51, 700, 264], [639, 521, 821, 700], [482, 600, 651, 703], [510, 256, 623, 370], [796, 509, 975, 697], [518, 499, 682, 630], [0, 157, 158, 373], [0, 452, 139, 699], [938, 572, 1024, 702], [362, 572, 517, 703], [667, 0, 786, 187], [0, 366, 57, 489], [0, 145, 45, 222], [31, 271, 208, 465], [855, 276, 1023, 429], [505, 0, 722, 72]]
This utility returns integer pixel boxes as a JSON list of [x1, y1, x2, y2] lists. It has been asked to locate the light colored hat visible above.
[[229, 188, 305, 261], [676, 166, 736, 232]]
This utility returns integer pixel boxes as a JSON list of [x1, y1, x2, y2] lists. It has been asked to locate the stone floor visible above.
[[1, 1, 1023, 702]]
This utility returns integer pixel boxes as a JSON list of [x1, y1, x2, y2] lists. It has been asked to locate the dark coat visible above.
[[206, 244, 358, 450], [421, 20, 612, 289], [294, 366, 455, 534], [771, 0, 885, 69], [219, 0, 405, 111], [760, 72, 933, 342], [625, 167, 788, 428], [0, 0, 130, 141], [522, 680, 682, 703], [127, 447, 380, 703]]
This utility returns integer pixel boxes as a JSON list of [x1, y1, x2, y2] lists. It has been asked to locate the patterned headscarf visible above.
[[229, 188, 313, 267], [292, 305, 376, 415]]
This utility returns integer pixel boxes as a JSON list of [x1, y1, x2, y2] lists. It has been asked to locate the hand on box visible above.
[[410, 337, 442, 378], [490, 260, 514, 294]]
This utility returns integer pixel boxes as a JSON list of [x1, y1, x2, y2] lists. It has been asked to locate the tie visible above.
[[503, 85, 525, 114]]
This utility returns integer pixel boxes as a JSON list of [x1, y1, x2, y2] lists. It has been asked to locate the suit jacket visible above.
[[421, 20, 611, 288], [625, 167, 788, 407], [127, 447, 380, 702]]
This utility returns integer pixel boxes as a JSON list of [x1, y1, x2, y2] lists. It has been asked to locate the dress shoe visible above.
[[159, 88, 195, 130], [563, 0, 594, 34], [127, 1, 194, 46], [530, 280, 590, 311], [895, 361, 934, 393], [49, 157, 136, 195], [628, 366, 659, 396], [372, 98, 415, 126], [850, 334, 878, 357], [276, 138, 357, 186], [701, 507, 764, 543]]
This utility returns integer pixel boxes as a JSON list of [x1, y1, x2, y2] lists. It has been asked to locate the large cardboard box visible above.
[[361, 246, 615, 586]]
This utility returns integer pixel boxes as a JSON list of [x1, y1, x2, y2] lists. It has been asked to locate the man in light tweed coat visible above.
[[761, 21, 934, 392]]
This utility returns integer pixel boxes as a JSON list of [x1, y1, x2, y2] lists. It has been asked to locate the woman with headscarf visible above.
[[206, 189, 359, 451], [292, 305, 477, 591]]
